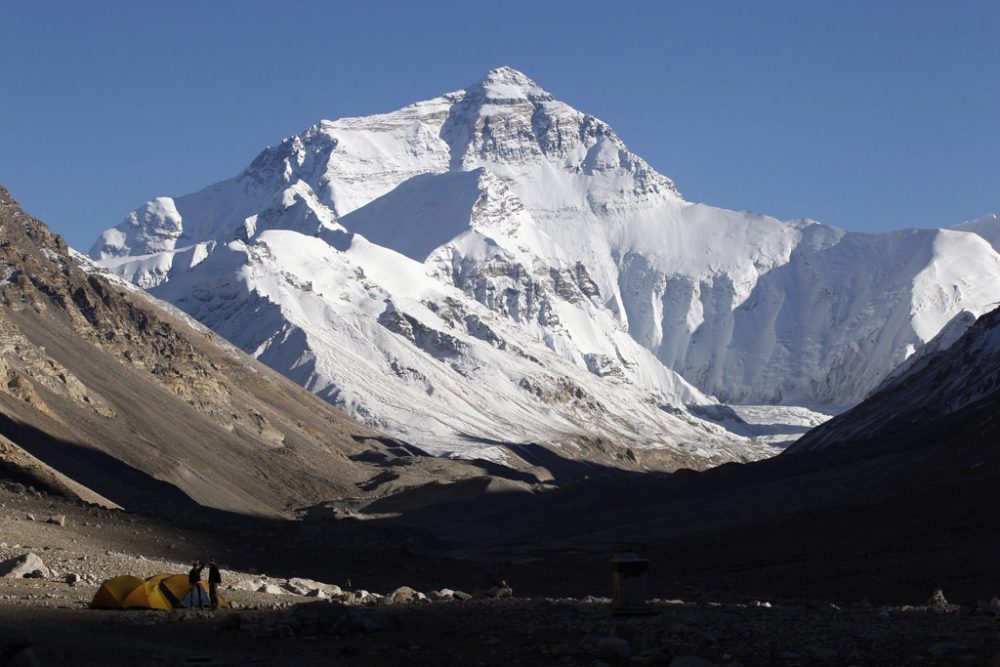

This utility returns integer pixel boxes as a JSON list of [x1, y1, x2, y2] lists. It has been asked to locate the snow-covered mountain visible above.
[[90, 67, 1000, 465]]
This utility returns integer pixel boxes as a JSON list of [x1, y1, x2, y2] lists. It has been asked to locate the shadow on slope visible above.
[[0, 414, 198, 513]]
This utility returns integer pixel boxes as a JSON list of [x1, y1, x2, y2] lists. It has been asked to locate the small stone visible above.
[[452, 590, 472, 601], [928, 643, 963, 657], [595, 637, 631, 660], [811, 647, 838, 659], [25, 513, 36, 522], [669, 657, 720, 667], [47, 515, 66, 527], [65, 573, 81, 585]]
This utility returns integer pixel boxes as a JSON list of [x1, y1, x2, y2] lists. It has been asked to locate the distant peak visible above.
[[469, 66, 551, 101], [483, 66, 534, 85]]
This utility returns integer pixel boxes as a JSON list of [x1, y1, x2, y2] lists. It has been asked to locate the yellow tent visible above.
[[90, 575, 171, 610], [91, 573, 225, 610]]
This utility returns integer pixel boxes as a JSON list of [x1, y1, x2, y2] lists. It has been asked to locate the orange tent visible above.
[[90, 575, 171, 610]]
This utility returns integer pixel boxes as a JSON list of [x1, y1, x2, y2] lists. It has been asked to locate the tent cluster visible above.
[[91, 573, 225, 610]]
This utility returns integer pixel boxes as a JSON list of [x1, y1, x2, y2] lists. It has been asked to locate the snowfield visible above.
[[89, 67, 1000, 467]]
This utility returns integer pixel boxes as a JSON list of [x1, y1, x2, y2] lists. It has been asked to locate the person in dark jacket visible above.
[[207, 560, 222, 609], [188, 561, 206, 609]]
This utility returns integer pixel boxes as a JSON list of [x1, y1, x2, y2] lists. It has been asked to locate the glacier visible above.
[[89, 66, 1000, 468]]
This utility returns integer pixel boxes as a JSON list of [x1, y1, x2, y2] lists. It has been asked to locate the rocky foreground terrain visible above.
[[3, 483, 1000, 667]]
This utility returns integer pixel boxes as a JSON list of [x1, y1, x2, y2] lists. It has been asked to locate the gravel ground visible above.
[[3, 485, 1000, 667]]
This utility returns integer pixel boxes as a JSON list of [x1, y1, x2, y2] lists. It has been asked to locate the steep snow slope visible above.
[[144, 224, 775, 467], [94, 156, 782, 466], [91, 67, 1000, 460]]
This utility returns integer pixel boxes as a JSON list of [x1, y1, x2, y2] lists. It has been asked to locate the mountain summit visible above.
[[469, 66, 551, 100], [90, 68, 1000, 465]]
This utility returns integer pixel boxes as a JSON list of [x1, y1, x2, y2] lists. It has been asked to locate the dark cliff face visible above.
[[0, 186, 488, 516], [790, 305, 1000, 454]]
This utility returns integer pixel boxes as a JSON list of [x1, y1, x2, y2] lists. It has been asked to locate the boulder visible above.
[[258, 584, 285, 595], [390, 586, 419, 604], [284, 577, 341, 596], [927, 589, 958, 612], [233, 579, 262, 592], [452, 590, 472, 601], [594, 637, 631, 660], [488, 584, 513, 599], [0, 553, 51, 579]]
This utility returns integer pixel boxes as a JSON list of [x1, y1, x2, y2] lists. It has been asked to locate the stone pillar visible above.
[[610, 552, 651, 616]]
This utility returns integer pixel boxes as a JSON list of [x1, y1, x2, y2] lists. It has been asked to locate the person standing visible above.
[[188, 561, 206, 609], [207, 560, 222, 609]]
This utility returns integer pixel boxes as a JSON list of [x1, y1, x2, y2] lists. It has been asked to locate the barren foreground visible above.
[[3, 484, 1000, 667]]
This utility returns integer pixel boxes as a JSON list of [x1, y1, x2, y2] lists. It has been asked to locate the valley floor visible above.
[[2, 484, 1000, 666]]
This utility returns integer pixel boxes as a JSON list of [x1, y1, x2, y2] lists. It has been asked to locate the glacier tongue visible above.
[[89, 66, 1000, 467]]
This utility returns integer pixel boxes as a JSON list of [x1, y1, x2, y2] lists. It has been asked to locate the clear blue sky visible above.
[[1, 0, 998, 250]]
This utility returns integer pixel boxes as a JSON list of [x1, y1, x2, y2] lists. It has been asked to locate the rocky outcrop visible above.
[[0, 553, 50, 579]]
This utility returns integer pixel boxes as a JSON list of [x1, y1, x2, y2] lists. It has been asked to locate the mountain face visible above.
[[0, 185, 511, 515], [90, 67, 1000, 463]]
